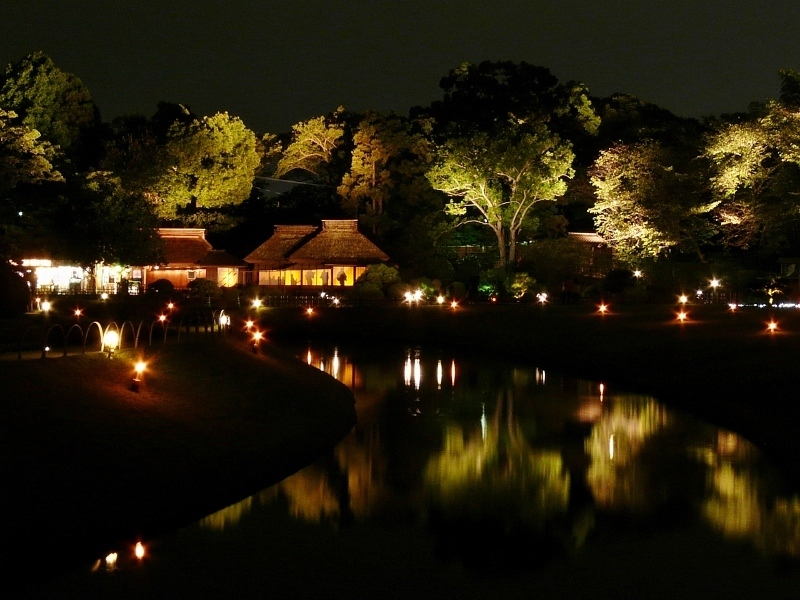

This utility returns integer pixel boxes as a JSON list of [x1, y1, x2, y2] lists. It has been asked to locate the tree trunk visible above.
[[496, 227, 507, 268]]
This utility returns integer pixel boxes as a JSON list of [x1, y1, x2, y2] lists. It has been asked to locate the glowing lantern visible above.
[[158, 314, 167, 323], [100, 292, 109, 300], [74, 308, 82, 318], [332, 297, 340, 306], [633, 270, 642, 278], [599, 383, 605, 402], [437, 295, 445, 305], [728, 303, 738, 312], [135, 542, 145, 560], [105, 552, 118, 567], [768, 321, 778, 333], [131, 361, 146, 392], [252, 298, 262, 309], [678, 294, 688, 305], [103, 330, 119, 358], [306, 307, 314, 315], [537, 292, 548, 305], [677, 311, 687, 322], [710, 278, 720, 289], [598, 303, 608, 314], [252, 330, 263, 353], [245, 319, 254, 330], [219, 314, 230, 327], [414, 289, 423, 302], [450, 300, 458, 309], [167, 302, 175, 311], [41, 300, 51, 313]]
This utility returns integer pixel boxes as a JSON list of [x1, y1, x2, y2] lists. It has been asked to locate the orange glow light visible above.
[[167, 302, 175, 310], [253, 331, 263, 342], [598, 304, 608, 314], [135, 542, 145, 559], [134, 361, 146, 375], [678, 294, 688, 304], [74, 308, 82, 317], [158, 314, 167, 322], [677, 311, 688, 322], [306, 307, 314, 315], [768, 321, 778, 333]]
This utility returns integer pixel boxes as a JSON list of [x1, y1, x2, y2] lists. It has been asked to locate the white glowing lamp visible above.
[[437, 295, 445, 305], [598, 303, 608, 314], [105, 552, 118, 567], [728, 303, 737, 311], [41, 300, 51, 313], [450, 300, 458, 309], [678, 294, 688, 304], [158, 314, 167, 323], [677, 311, 687, 322], [633, 269, 642, 278], [74, 308, 82, 317], [414, 289, 423, 301], [245, 319, 254, 329], [100, 292, 109, 300], [135, 542, 145, 559], [252, 298, 262, 308], [710, 278, 720, 289], [404, 291, 413, 302], [134, 361, 146, 376], [103, 330, 119, 357], [768, 321, 778, 332], [306, 307, 314, 315]]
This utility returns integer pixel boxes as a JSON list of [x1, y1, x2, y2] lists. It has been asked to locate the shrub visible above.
[[188, 278, 220, 297], [148, 279, 175, 294]]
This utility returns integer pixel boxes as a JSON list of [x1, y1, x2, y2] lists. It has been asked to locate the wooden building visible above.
[[143, 228, 248, 290], [246, 220, 389, 288]]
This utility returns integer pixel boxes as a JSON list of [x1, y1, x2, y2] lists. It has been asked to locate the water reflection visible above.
[[192, 343, 800, 571]]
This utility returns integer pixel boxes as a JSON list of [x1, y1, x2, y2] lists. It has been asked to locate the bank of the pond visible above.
[[261, 302, 800, 482], [0, 336, 355, 587]]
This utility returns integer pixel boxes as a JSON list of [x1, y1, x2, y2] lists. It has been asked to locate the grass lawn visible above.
[[0, 334, 355, 586]]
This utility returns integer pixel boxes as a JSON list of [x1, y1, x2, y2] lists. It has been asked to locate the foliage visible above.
[[705, 78, 800, 253], [147, 278, 174, 294], [427, 124, 574, 267], [0, 109, 62, 193], [62, 171, 164, 266], [590, 140, 717, 262], [355, 263, 401, 291], [0, 52, 96, 150], [188, 277, 220, 297], [274, 110, 345, 181], [0, 261, 29, 316]]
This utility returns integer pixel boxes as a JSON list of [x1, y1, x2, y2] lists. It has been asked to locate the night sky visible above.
[[2, 1, 798, 134]]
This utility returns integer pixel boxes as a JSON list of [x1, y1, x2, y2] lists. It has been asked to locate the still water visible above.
[[22, 342, 800, 598]]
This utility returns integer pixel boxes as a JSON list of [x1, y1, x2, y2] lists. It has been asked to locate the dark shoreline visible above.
[[0, 336, 356, 588]]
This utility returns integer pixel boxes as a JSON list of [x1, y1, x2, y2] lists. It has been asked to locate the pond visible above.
[[20, 341, 800, 598]]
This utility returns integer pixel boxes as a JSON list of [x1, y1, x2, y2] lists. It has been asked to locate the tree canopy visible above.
[[0, 52, 96, 150]]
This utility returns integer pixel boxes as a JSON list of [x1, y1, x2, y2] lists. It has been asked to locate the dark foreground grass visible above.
[[263, 301, 800, 482], [0, 336, 355, 587]]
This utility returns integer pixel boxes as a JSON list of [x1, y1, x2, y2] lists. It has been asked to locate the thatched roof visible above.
[[288, 220, 389, 265], [244, 225, 318, 267], [568, 232, 607, 245], [158, 228, 212, 266], [196, 249, 249, 268]]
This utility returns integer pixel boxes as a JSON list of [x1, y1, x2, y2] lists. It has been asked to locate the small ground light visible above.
[[677, 311, 688, 322], [332, 297, 340, 305], [306, 307, 314, 315], [451, 300, 458, 309], [41, 300, 51, 313], [537, 292, 547, 305], [131, 361, 146, 392], [74, 308, 82, 317], [633, 270, 642, 278], [729, 303, 738, 311], [598, 303, 608, 314], [437, 295, 445, 305], [103, 330, 119, 358], [167, 302, 175, 311], [252, 298, 262, 309], [491, 296, 497, 303], [679, 294, 688, 304], [158, 314, 167, 323], [768, 321, 778, 333], [245, 319, 254, 330], [135, 542, 145, 559], [100, 292, 109, 300], [252, 330, 263, 353]]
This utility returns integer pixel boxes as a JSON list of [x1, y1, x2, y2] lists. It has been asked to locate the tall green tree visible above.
[[275, 110, 345, 182], [704, 71, 800, 253], [590, 140, 717, 262], [427, 124, 574, 268], [0, 52, 96, 151]]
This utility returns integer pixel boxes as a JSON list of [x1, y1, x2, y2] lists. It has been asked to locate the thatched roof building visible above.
[[246, 220, 389, 288]]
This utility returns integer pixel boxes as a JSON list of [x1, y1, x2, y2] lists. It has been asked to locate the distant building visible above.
[[246, 220, 389, 288], [144, 228, 248, 290], [567, 232, 613, 278]]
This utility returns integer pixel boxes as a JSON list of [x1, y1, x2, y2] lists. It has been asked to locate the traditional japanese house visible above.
[[246, 220, 390, 288], [143, 228, 248, 290]]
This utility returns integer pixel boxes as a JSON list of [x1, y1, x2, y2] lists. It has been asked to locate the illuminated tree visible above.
[[275, 111, 345, 181], [0, 52, 96, 150], [0, 109, 61, 193], [705, 84, 800, 252], [590, 140, 717, 262], [427, 124, 574, 268]]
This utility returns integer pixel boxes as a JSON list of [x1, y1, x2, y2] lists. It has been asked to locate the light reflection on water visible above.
[[72, 342, 800, 596], [194, 343, 800, 562]]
